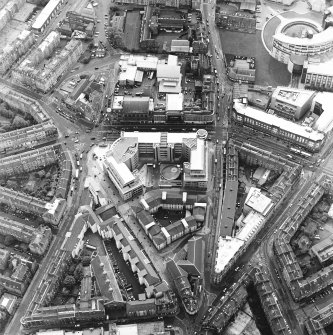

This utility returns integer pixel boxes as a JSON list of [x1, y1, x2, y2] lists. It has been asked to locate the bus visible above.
[[75, 169, 79, 179], [86, 244, 97, 251]]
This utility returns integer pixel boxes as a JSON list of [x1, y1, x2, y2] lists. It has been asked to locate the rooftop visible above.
[[233, 100, 325, 142]]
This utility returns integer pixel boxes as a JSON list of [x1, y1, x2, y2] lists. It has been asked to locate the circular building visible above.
[[196, 128, 208, 140], [262, 10, 333, 64], [161, 165, 181, 180]]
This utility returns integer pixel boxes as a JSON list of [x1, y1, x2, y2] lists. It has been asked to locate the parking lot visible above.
[[218, 30, 290, 86]]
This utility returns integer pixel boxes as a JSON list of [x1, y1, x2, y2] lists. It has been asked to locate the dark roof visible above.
[[123, 97, 150, 114], [220, 180, 238, 238]]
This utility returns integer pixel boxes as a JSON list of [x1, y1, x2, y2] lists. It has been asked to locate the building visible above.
[[233, 99, 325, 152], [0, 83, 51, 123], [0, 0, 25, 31], [166, 259, 198, 315], [0, 144, 60, 177], [270, 87, 315, 120], [274, 176, 331, 302], [0, 30, 34, 74], [0, 248, 10, 271], [13, 35, 83, 92], [109, 322, 165, 335], [262, 10, 333, 65], [226, 55, 256, 83], [215, 11, 256, 33], [0, 213, 36, 243], [302, 58, 333, 91], [212, 142, 302, 284], [67, 10, 96, 32], [0, 293, 17, 315], [32, 0, 65, 33], [312, 93, 333, 133], [0, 186, 66, 227], [133, 190, 206, 250], [157, 56, 182, 94], [29, 225, 52, 255], [103, 131, 208, 200]]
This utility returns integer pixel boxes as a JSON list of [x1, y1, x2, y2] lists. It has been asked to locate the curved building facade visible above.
[[262, 11, 333, 64]]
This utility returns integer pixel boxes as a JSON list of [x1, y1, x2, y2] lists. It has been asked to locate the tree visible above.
[[4, 235, 17, 247], [106, 27, 125, 49], [74, 263, 83, 283], [0, 306, 9, 330], [63, 275, 76, 288], [11, 115, 29, 129], [82, 256, 91, 267]]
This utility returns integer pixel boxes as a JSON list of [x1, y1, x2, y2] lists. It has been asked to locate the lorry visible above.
[[80, 153, 83, 159], [75, 169, 79, 179]]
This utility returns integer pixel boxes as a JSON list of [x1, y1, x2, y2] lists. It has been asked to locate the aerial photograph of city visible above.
[[0, 0, 333, 334]]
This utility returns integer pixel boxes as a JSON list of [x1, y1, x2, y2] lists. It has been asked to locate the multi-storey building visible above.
[[0, 186, 66, 227], [270, 87, 315, 120], [133, 190, 206, 250], [0, 83, 51, 123], [0, 0, 25, 32], [104, 131, 209, 200], [0, 121, 58, 156], [31, 0, 65, 33], [233, 99, 325, 152], [274, 176, 332, 302], [0, 30, 35, 74], [262, 9, 333, 65], [0, 144, 60, 177], [302, 58, 333, 91], [13, 36, 83, 92]]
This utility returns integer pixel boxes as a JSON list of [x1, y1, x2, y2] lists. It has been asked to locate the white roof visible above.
[[215, 237, 244, 273], [32, 0, 62, 30], [168, 54, 178, 66], [237, 210, 265, 241], [307, 57, 333, 76], [313, 92, 333, 133], [245, 188, 273, 215], [159, 79, 182, 93], [166, 93, 183, 111], [123, 131, 197, 144], [214, 210, 265, 273], [190, 138, 205, 171], [156, 64, 181, 80], [234, 100, 325, 142], [106, 155, 135, 187], [272, 86, 314, 108], [116, 324, 138, 335], [112, 96, 124, 110], [275, 20, 333, 46], [119, 65, 137, 82]]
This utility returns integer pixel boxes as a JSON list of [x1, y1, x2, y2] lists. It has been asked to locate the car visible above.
[[65, 134, 69, 138], [74, 139, 79, 143]]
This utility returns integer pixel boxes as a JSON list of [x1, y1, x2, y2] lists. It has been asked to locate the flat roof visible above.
[[307, 57, 333, 76], [123, 131, 197, 144], [189, 138, 205, 171], [106, 155, 135, 186], [219, 180, 238, 238], [234, 100, 325, 141], [272, 87, 314, 108], [166, 93, 183, 111], [156, 64, 181, 79], [313, 92, 333, 133], [32, 0, 62, 30]]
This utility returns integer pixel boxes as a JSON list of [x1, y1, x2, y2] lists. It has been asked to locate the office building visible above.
[[233, 99, 325, 152], [302, 58, 333, 91], [262, 10, 333, 64], [104, 131, 208, 200], [270, 87, 315, 120]]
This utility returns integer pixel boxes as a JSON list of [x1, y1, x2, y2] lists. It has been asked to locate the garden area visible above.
[[0, 164, 60, 202], [50, 251, 94, 306], [0, 101, 37, 133]]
